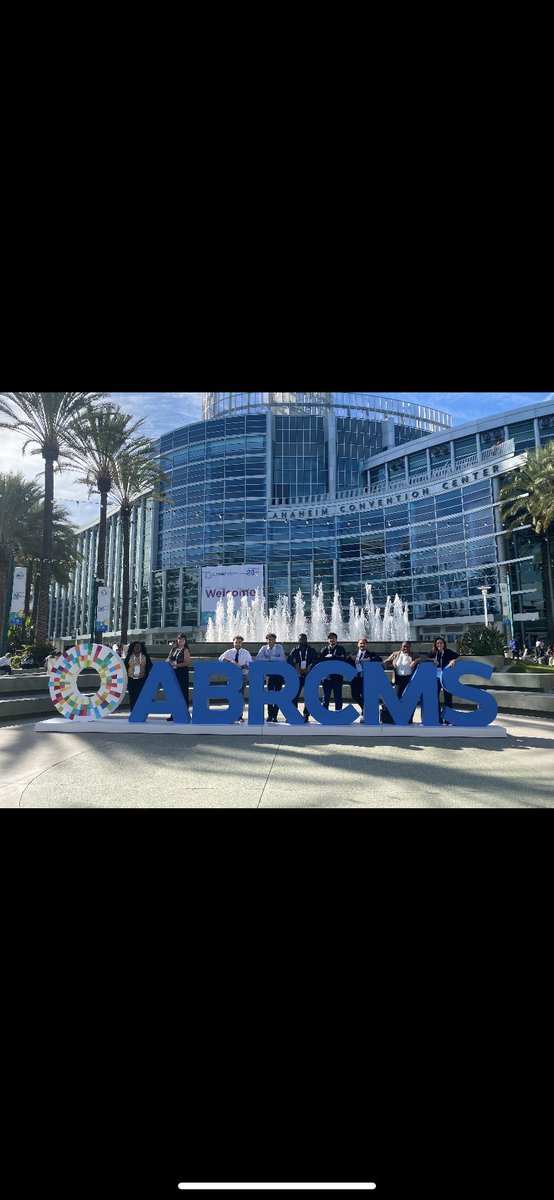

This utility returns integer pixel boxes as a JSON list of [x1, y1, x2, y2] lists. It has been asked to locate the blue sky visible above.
[[5, 392, 552, 523], [110, 391, 554, 439]]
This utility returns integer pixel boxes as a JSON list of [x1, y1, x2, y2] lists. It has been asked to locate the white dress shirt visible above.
[[219, 648, 252, 670]]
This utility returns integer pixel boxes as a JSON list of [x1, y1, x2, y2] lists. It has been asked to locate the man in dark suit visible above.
[[347, 637, 382, 716], [319, 632, 348, 711], [287, 633, 320, 722]]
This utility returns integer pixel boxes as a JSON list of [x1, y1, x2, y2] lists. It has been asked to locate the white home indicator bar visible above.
[[178, 1187, 376, 1192]]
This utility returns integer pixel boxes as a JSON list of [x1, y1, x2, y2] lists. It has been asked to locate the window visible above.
[[430, 442, 451, 469], [454, 435, 477, 464], [408, 449, 428, 477], [480, 426, 505, 450]]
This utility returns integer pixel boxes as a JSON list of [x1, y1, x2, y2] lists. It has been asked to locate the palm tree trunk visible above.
[[36, 455, 55, 644], [119, 507, 131, 649], [96, 487, 109, 584], [543, 533, 554, 642], [31, 571, 40, 640], [0, 555, 9, 653]]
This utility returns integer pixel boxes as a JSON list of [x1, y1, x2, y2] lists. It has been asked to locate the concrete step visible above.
[[487, 690, 554, 716], [462, 673, 554, 692], [0, 696, 58, 718], [0, 672, 106, 698]]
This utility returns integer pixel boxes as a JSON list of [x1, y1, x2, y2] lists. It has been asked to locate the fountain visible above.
[[204, 583, 411, 644]]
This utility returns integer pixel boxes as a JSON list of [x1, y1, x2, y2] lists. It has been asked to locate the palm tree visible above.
[[0, 391, 108, 642], [501, 443, 554, 639], [64, 403, 152, 586], [22, 503, 82, 640], [0, 472, 43, 649], [108, 450, 168, 648]]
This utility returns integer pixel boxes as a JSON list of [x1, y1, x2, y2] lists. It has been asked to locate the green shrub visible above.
[[22, 642, 57, 665], [458, 626, 507, 656]]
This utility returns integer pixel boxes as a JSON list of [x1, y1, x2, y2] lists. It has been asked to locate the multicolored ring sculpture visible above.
[[49, 644, 127, 720]]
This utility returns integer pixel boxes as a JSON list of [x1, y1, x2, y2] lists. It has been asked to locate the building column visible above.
[[161, 570, 168, 630], [59, 588, 67, 642], [150, 497, 160, 576], [266, 410, 273, 506], [196, 569, 202, 629], [88, 529, 98, 637], [129, 507, 137, 632], [113, 520, 123, 635], [493, 475, 511, 631], [73, 556, 82, 639], [327, 410, 337, 500], [66, 574, 75, 641], [136, 498, 146, 630], [145, 567, 153, 635], [178, 567, 184, 627], [50, 584, 58, 642]]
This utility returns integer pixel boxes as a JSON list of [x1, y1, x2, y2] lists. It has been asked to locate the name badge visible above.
[[134, 666, 141, 678]]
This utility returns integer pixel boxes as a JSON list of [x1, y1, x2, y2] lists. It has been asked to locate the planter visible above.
[[458, 655, 505, 670]]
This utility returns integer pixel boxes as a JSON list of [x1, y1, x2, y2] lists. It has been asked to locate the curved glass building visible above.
[[50, 394, 554, 646]]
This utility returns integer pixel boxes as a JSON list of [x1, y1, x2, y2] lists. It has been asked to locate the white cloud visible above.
[[0, 392, 204, 526], [2, 392, 550, 528], [385, 392, 551, 424]]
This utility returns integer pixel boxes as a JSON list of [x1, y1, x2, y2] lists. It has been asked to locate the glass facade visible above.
[[158, 414, 267, 572], [274, 415, 327, 501], [50, 396, 554, 644]]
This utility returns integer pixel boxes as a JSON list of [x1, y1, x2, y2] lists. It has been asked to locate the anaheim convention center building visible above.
[[49, 392, 554, 645]]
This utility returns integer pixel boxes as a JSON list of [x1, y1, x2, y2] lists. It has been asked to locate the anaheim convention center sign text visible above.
[[267, 464, 503, 521]]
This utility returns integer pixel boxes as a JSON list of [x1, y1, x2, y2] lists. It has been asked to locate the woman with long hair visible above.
[[124, 641, 153, 712], [432, 636, 458, 725]]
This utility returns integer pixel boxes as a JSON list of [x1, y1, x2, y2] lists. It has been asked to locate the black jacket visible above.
[[434, 648, 458, 670], [287, 645, 319, 670], [319, 644, 348, 678], [347, 649, 383, 668]]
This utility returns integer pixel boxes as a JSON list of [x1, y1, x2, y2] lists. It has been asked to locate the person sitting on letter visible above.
[[256, 633, 286, 722], [319, 632, 348, 712], [219, 636, 252, 723]]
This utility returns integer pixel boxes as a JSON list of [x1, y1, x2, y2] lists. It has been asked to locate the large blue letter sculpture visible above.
[[129, 662, 191, 724], [442, 661, 498, 727], [303, 662, 359, 726], [125, 655, 498, 729], [247, 662, 305, 725], [192, 662, 245, 725], [362, 662, 440, 726]]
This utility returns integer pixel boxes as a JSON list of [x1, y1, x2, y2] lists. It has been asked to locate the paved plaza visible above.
[[1, 712, 552, 808]]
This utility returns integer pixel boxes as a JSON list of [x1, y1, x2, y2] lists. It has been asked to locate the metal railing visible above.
[[269, 440, 516, 508], [203, 391, 453, 430]]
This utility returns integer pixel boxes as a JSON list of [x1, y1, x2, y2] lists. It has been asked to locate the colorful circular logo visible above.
[[49, 644, 128, 720]]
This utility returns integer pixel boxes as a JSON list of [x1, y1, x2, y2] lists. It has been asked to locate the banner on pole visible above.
[[96, 586, 110, 628], [9, 566, 27, 627], [201, 565, 264, 626]]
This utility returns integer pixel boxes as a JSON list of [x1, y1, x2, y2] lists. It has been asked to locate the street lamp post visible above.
[[480, 586, 491, 626]]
